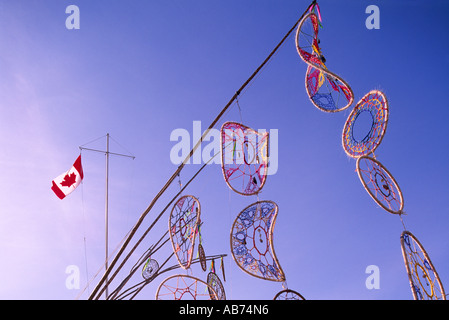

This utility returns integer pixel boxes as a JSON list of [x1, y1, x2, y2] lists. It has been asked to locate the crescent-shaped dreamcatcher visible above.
[[169, 195, 201, 269], [273, 289, 305, 300], [296, 9, 354, 112], [230, 200, 285, 282], [155, 274, 218, 300], [220, 121, 269, 196], [356, 155, 404, 215], [342, 90, 389, 158], [400, 231, 446, 300]]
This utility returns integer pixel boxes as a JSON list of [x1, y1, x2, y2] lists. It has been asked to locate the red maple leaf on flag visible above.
[[60, 172, 77, 188]]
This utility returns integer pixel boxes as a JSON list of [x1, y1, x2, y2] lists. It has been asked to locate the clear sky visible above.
[[0, 0, 448, 300]]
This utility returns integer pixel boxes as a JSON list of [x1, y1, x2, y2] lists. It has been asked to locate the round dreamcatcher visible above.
[[273, 289, 305, 300], [220, 121, 269, 196], [141, 258, 159, 281], [296, 10, 354, 112], [169, 195, 201, 269], [155, 274, 218, 300], [342, 90, 389, 158], [230, 201, 285, 282], [356, 155, 404, 214], [400, 231, 446, 300]]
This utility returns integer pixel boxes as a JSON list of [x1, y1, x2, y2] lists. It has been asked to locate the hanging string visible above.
[[220, 256, 226, 282], [236, 93, 243, 124], [78, 149, 91, 298], [399, 212, 407, 231]]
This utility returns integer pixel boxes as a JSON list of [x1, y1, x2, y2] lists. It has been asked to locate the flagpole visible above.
[[79, 134, 135, 300]]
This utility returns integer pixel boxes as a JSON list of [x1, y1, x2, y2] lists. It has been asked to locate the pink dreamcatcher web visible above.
[[296, 10, 354, 112], [220, 121, 269, 196], [169, 195, 201, 269]]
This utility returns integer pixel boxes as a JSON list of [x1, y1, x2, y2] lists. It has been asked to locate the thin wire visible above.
[[79, 134, 107, 148], [80, 177, 90, 298], [109, 135, 135, 158], [236, 94, 243, 124]]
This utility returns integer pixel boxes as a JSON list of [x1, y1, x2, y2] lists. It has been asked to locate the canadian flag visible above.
[[51, 155, 84, 199]]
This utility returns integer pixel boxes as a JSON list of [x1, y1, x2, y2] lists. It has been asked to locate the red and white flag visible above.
[[51, 155, 84, 199]]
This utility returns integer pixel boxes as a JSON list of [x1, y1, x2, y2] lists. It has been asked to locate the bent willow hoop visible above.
[[273, 289, 305, 300], [207, 272, 226, 300], [356, 156, 404, 214], [342, 90, 389, 158], [230, 201, 285, 282], [296, 12, 354, 112], [400, 231, 446, 300], [220, 122, 269, 196], [156, 274, 218, 300], [169, 195, 201, 269]]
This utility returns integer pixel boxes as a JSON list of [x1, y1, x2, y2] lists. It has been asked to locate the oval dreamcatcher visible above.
[[400, 231, 446, 300], [296, 10, 354, 112], [220, 121, 269, 196], [169, 195, 201, 269], [198, 243, 207, 272], [141, 257, 159, 281], [230, 201, 285, 282], [342, 90, 389, 158], [356, 155, 404, 214], [207, 261, 226, 300], [155, 274, 218, 300], [273, 289, 305, 300]]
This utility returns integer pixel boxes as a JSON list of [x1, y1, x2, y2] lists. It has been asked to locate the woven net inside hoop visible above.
[[342, 90, 388, 158], [221, 122, 268, 196], [169, 195, 200, 269], [400, 231, 446, 300], [231, 201, 285, 282], [156, 274, 218, 300], [357, 156, 403, 214]]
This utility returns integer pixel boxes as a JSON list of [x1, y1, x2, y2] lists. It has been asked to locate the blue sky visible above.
[[0, 0, 448, 300]]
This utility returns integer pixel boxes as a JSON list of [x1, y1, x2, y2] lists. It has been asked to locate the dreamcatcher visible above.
[[207, 259, 226, 300], [400, 231, 446, 300], [220, 121, 269, 196], [273, 289, 305, 300], [356, 155, 404, 215], [295, 4, 354, 112], [198, 243, 207, 272], [230, 201, 285, 282], [155, 274, 218, 300], [196, 221, 207, 272], [141, 257, 159, 281], [169, 195, 201, 269], [342, 90, 388, 158]]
